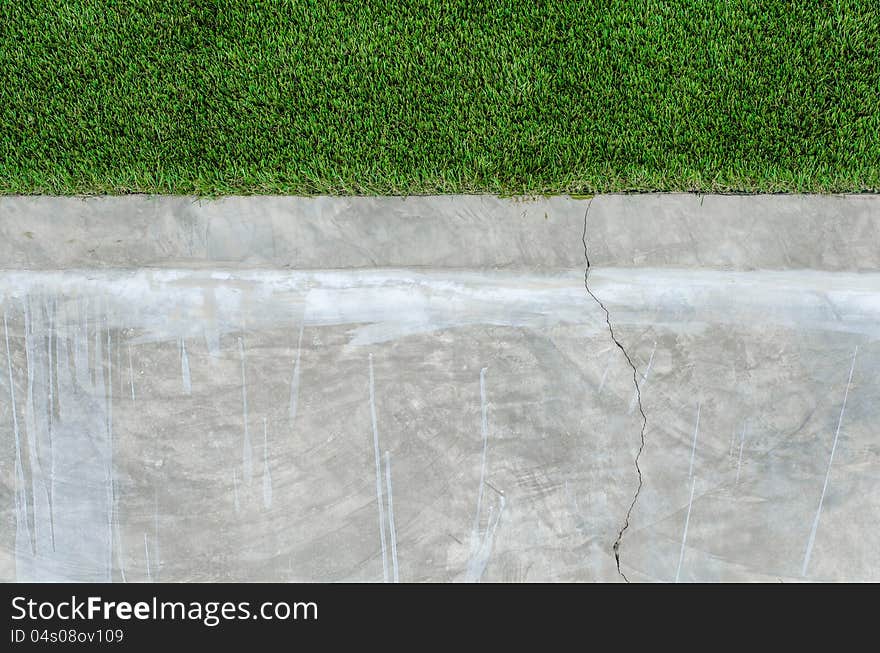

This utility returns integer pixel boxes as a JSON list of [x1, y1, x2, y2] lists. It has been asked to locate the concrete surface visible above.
[[1, 194, 878, 582]]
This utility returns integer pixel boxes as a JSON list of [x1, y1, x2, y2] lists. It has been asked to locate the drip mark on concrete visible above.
[[180, 338, 192, 395], [597, 351, 613, 394], [113, 479, 126, 583], [735, 421, 747, 485], [688, 403, 701, 480], [239, 338, 253, 485], [581, 200, 649, 583], [107, 328, 116, 581], [289, 321, 305, 429], [46, 300, 56, 552], [262, 418, 273, 510], [465, 367, 505, 582], [153, 489, 160, 581], [128, 345, 135, 401], [232, 468, 240, 514], [369, 354, 389, 582], [385, 451, 399, 583], [802, 346, 858, 577], [5, 311, 33, 553], [24, 301, 46, 554], [144, 533, 152, 582], [675, 477, 697, 583], [471, 367, 490, 549]]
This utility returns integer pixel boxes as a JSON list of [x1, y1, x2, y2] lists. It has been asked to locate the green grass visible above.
[[1, 1, 878, 195]]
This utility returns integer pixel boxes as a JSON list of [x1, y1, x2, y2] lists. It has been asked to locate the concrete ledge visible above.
[[1, 194, 878, 270]]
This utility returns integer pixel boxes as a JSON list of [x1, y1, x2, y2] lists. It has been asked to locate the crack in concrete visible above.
[[580, 200, 648, 583]]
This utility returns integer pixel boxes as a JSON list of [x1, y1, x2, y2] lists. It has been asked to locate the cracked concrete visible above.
[[1, 194, 879, 582], [582, 201, 647, 582]]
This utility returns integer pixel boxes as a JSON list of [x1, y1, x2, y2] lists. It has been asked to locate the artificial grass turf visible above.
[[0, 1, 878, 196]]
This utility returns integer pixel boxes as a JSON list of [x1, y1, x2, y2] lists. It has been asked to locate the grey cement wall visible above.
[[1, 194, 878, 582]]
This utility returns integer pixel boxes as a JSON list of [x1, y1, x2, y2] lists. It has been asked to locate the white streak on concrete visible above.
[[564, 480, 587, 535], [12, 299, 114, 581], [466, 367, 504, 582], [239, 337, 253, 485], [117, 333, 123, 395], [28, 301, 55, 554], [24, 300, 52, 557], [2, 268, 879, 347], [262, 418, 273, 510], [384, 450, 399, 583], [5, 310, 33, 567], [644, 342, 657, 379], [466, 495, 506, 583], [735, 422, 747, 484], [108, 326, 127, 583], [94, 309, 103, 406], [289, 321, 304, 429], [107, 328, 115, 581], [471, 367, 490, 551], [597, 349, 614, 395], [23, 301, 36, 527], [144, 533, 152, 582], [232, 468, 240, 514], [675, 477, 697, 583], [369, 354, 389, 583], [180, 337, 192, 395], [112, 479, 126, 583], [688, 403, 701, 480], [73, 298, 89, 390], [127, 345, 135, 401], [153, 489, 160, 581], [46, 301, 56, 551], [107, 330, 113, 450], [802, 346, 858, 577]]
